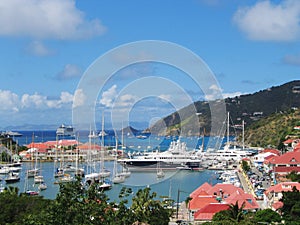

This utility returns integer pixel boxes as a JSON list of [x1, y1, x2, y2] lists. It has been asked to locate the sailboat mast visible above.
[[227, 112, 230, 145], [242, 120, 245, 150], [101, 111, 105, 171]]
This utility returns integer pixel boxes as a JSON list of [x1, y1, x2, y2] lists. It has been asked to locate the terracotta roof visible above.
[[57, 139, 79, 146], [189, 196, 218, 211], [283, 139, 295, 144], [194, 203, 229, 221], [270, 151, 300, 165], [262, 148, 281, 156], [225, 190, 259, 210], [265, 182, 300, 195], [206, 183, 244, 197], [26, 142, 48, 149], [272, 201, 284, 210], [78, 143, 101, 150], [294, 143, 300, 151], [274, 167, 300, 173], [190, 182, 212, 198]]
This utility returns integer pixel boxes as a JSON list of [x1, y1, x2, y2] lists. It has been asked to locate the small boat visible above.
[[34, 175, 44, 184], [112, 174, 125, 184], [98, 179, 112, 191], [26, 168, 39, 178], [5, 172, 20, 183], [119, 167, 131, 178], [25, 190, 39, 196], [157, 170, 165, 178], [38, 182, 47, 191], [157, 162, 165, 178], [0, 166, 10, 174], [54, 174, 74, 184]]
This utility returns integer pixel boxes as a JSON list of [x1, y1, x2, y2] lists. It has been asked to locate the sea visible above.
[[1, 130, 229, 203]]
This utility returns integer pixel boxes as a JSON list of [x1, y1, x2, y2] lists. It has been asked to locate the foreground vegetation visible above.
[[1, 177, 300, 225], [0, 177, 173, 225]]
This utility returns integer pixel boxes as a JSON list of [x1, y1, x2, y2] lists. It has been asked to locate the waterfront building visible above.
[[263, 182, 300, 210], [188, 182, 259, 222]]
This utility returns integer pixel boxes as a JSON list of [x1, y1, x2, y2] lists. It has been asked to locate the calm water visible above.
[[1, 161, 221, 203], [3, 130, 228, 202]]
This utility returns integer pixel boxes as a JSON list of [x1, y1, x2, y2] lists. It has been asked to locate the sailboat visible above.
[[24, 169, 39, 196], [112, 136, 125, 184], [98, 113, 112, 190], [156, 161, 165, 178], [26, 133, 39, 178], [118, 124, 131, 178]]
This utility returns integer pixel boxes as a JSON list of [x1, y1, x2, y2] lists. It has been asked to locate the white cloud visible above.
[[60, 92, 74, 104], [0, 0, 106, 40], [115, 94, 138, 107], [57, 64, 82, 80], [233, 0, 300, 41], [0, 90, 75, 113], [21, 93, 46, 108], [222, 92, 246, 99], [73, 89, 86, 108], [204, 84, 223, 101], [26, 41, 53, 56], [99, 85, 117, 108], [0, 90, 19, 112]]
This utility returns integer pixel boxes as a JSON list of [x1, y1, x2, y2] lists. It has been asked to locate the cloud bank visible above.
[[0, 0, 106, 40], [233, 0, 300, 41]]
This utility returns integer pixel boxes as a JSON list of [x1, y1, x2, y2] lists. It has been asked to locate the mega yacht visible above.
[[118, 139, 202, 171]]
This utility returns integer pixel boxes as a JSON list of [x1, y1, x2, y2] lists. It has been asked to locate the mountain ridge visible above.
[[150, 80, 300, 136]]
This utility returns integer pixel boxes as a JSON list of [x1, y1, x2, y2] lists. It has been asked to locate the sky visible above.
[[0, 0, 300, 130]]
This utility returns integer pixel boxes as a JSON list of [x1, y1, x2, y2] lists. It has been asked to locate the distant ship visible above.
[[56, 124, 75, 136], [1, 131, 23, 137]]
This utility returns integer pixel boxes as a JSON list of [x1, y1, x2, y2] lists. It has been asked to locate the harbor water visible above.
[[1, 161, 221, 203], [1, 130, 226, 203]]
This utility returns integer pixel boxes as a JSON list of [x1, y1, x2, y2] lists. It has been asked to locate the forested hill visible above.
[[243, 109, 300, 149], [150, 80, 300, 136]]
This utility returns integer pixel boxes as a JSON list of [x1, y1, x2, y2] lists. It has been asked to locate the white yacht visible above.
[[118, 139, 202, 171], [56, 124, 75, 136]]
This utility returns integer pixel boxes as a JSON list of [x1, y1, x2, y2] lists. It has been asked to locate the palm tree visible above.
[[228, 200, 246, 222]]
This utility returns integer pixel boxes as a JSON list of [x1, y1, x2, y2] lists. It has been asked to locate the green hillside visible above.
[[243, 109, 300, 149], [150, 80, 300, 137]]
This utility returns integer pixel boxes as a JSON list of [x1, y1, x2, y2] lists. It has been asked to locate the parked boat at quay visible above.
[[118, 139, 203, 171]]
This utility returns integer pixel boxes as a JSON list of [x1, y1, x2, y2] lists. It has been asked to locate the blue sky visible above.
[[0, 0, 300, 130]]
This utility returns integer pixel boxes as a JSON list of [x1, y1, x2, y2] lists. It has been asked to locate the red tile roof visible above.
[[57, 139, 79, 146], [283, 139, 294, 144], [262, 148, 281, 156], [225, 190, 259, 210], [206, 183, 244, 197], [272, 201, 284, 210], [270, 151, 300, 165], [274, 167, 300, 173], [78, 143, 101, 150], [294, 143, 300, 152], [265, 182, 300, 195], [194, 203, 229, 221], [190, 182, 212, 198]]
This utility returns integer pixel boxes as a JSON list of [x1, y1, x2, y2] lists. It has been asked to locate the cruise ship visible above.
[[118, 139, 203, 171], [56, 124, 75, 136]]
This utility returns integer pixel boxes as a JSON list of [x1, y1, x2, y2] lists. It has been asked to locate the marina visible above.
[[0, 161, 222, 203]]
